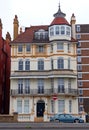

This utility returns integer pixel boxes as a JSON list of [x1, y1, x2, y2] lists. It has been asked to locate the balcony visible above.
[[11, 69, 77, 79], [10, 88, 78, 97]]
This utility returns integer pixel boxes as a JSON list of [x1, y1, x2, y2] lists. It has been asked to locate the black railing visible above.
[[11, 88, 78, 96]]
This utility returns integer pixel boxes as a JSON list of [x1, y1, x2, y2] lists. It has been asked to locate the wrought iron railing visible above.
[[11, 88, 78, 96]]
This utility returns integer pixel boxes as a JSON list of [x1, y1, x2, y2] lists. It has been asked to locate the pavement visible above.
[[0, 122, 89, 129]]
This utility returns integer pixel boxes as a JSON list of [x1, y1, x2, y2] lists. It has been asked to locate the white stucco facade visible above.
[[10, 4, 78, 122]]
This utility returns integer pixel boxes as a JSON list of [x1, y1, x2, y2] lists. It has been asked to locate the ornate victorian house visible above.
[[10, 4, 78, 122]]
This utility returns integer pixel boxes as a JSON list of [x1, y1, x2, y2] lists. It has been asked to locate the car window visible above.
[[65, 114, 72, 118], [54, 114, 59, 118], [59, 114, 65, 118]]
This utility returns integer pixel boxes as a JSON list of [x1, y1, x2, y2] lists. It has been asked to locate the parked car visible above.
[[50, 113, 84, 123]]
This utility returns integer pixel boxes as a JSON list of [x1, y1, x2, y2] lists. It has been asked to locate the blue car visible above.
[[50, 113, 84, 123]]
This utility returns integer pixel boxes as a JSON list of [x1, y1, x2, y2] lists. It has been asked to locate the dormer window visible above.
[[34, 29, 48, 40]]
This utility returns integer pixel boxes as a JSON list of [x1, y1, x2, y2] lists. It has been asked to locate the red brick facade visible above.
[[76, 24, 89, 113], [0, 19, 11, 114]]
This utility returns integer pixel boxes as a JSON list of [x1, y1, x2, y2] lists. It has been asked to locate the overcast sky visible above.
[[0, 0, 89, 39]]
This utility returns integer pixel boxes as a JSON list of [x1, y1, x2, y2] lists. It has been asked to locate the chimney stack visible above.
[[6, 32, 11, 43], [13, 15, 19, 40], [70, 13, 76, 39]]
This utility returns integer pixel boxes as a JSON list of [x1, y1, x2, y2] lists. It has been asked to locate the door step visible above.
[[34, 117, 44, 122]]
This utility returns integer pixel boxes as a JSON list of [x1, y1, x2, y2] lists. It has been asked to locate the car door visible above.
[[64, 114, 74, 123], [58, 114, 66, 122]]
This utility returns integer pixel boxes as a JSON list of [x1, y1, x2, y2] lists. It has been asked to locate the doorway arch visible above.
[[37, 100, 45, 117]]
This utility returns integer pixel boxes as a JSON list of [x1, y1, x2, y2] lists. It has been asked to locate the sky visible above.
[[0, 0, 89, 39]]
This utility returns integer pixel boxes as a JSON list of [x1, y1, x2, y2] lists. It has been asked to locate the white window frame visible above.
[[57, 57, 64, 69], [78, 73, 82, 78], [76, 25, 81, 32], [79, 89, 83, 95], [76, 34, 81, 39], [66, 27, 70, 36], [51, 100, 54, 113], [25, 60, 30, 71], [17, 99, 22, 113], [61, 26, 65, 35], [18, 59, 23, 71], [77, 49, 81, 55], [77, 56, 81, 63], [77, 42, 81, 47], [58, 100, 65, 113], [79, 98, 83, 103], [38, 59, 44, 71], [26, 45, 30, 52], [50, 27, 54, 36], [18, 45, 23, 52], [57, 42, 64, 50], [77, 64, 82, 71], [78, 81, 83, 87], [55, 26, 60, 35], [24, 99, 29, 113]]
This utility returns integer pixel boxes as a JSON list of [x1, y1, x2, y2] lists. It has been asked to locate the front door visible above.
[[37, 100, 45, 117]]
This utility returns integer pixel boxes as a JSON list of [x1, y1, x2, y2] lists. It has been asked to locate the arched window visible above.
[[57, 57, 64, 69], [38, 59, 44, 70], [18, 60, 23, 70], [25, 60, 30, 71], [61, 26, 65, 35]]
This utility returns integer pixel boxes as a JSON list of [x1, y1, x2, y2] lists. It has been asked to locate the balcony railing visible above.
[[10, 88, 78, 97]]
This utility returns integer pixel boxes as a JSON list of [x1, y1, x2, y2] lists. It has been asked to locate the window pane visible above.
[[51, 59, 53, 70], [58, 78, 64, 93], [61, 26, 65, 34], [77, 56, 81, 62], [38, 79, 44, 93], [38, 60, 44, 70], [57, 43, 63, 50], [17, 99, 22, 113], [25, 60, 30, 70], [68, 58, 70, 69], [55, 26, 60, 35], [18, 45, 23, 52], [66, 27, 70, 35], [18, 60, 23, 70], [50, 27, 54, 36], [58, 58, 64, 69], [69, 100, 72, 113], [26, 45, 30, 52], [38, 45, 44, 52], [58, 100, 65, 113], [24, 99, 29, 113], [18, 79, 23, 94], [77, 65, 82, 71], [51, 100, 54, 113], [25, 79, 30, 94]]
